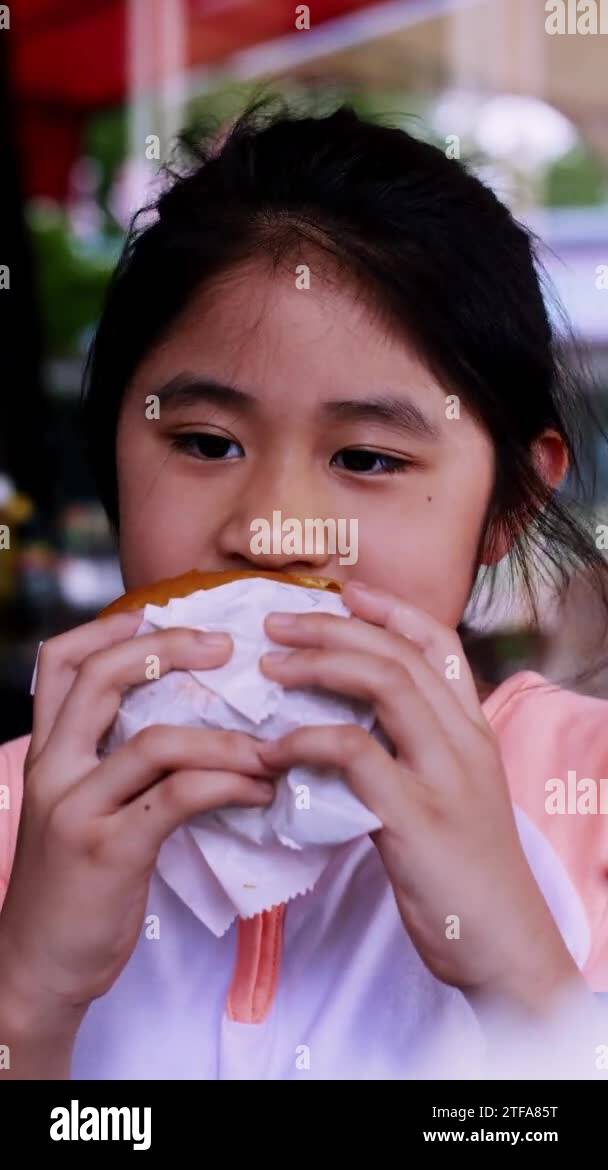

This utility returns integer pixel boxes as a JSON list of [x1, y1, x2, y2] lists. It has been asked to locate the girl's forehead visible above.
[[174, 253, 384, 333], [131, 258, 440, 403]]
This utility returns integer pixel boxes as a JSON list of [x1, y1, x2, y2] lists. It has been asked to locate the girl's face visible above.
[[116, 255, 497, 629]]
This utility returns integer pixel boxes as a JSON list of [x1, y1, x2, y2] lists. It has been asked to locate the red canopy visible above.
[[13, 0, 384, 198]]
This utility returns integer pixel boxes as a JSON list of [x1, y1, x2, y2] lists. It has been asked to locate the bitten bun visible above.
[[98, 568, 342, 618]]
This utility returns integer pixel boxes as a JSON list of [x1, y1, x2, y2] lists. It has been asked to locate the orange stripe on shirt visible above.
[[227, 904, 285, 1024]]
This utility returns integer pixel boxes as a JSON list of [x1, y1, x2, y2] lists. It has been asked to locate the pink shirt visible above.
[[0, 668, 607, 1078]]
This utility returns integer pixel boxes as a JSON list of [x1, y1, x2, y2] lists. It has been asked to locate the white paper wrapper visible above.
[[97, 577, 384, 935]]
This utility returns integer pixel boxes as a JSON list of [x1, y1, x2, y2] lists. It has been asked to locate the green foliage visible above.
[[27, 203, 117, 358], [545, 144, 608, 207]]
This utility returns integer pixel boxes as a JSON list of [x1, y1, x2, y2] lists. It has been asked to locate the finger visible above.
[[40, 628, 233, 792], [70, 726, 277, 816], [265, 609, 484, 751], [260, 647, 454, 775], [341, 582, 485, 727], [116, 769, 276, 864], [29, 610, 145, 759], [258, 723, 407, 829]]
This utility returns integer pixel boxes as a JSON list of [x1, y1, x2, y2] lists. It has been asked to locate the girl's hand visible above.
[[258, 581, 581, 1016], [0, 613, 276, 1072]]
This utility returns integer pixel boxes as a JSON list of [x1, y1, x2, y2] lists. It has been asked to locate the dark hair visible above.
[[80, 92, 608, 673]]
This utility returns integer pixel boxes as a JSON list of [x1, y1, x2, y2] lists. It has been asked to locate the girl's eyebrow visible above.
[[322, 396, 441, 441], [156, 375, 256, 414], [156, 374, 441, 441]]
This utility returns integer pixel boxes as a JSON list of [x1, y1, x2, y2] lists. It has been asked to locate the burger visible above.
[[99, 568, 342, 617], [95, 566, 381, 934]]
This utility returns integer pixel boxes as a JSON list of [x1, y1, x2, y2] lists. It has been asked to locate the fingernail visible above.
[[111, 607, 145, 621], [266, 612, 297, 627], [198, 631, 231, 646], [261, 650, 293, 664], [259, 740, 282, 755], [257, 781, 275, 798]]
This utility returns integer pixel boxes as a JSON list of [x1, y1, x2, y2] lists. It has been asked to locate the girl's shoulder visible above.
[[485, 670, 608, 990], [484, 669, 608, 767], [0, 734, 31, 910]]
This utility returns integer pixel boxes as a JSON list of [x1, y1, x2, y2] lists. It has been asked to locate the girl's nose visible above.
[[215, 479, 338, 574]]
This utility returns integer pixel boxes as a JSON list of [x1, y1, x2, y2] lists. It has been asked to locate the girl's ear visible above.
[[479, 429, 570, 566], [530, 427, 570, 490]]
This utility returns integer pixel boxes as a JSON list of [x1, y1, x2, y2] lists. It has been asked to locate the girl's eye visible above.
[[331, 448, 411, 475], [170, 432, 244, 461]]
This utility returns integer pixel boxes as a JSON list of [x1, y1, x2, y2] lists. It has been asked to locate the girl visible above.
[[0, 97, 607, 1080]]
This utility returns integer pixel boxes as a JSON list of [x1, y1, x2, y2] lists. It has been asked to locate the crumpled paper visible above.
[[97, 577, 384, 935]]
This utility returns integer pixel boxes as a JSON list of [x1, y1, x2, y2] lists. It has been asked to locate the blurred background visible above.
[[2, 0, 608, 741]]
